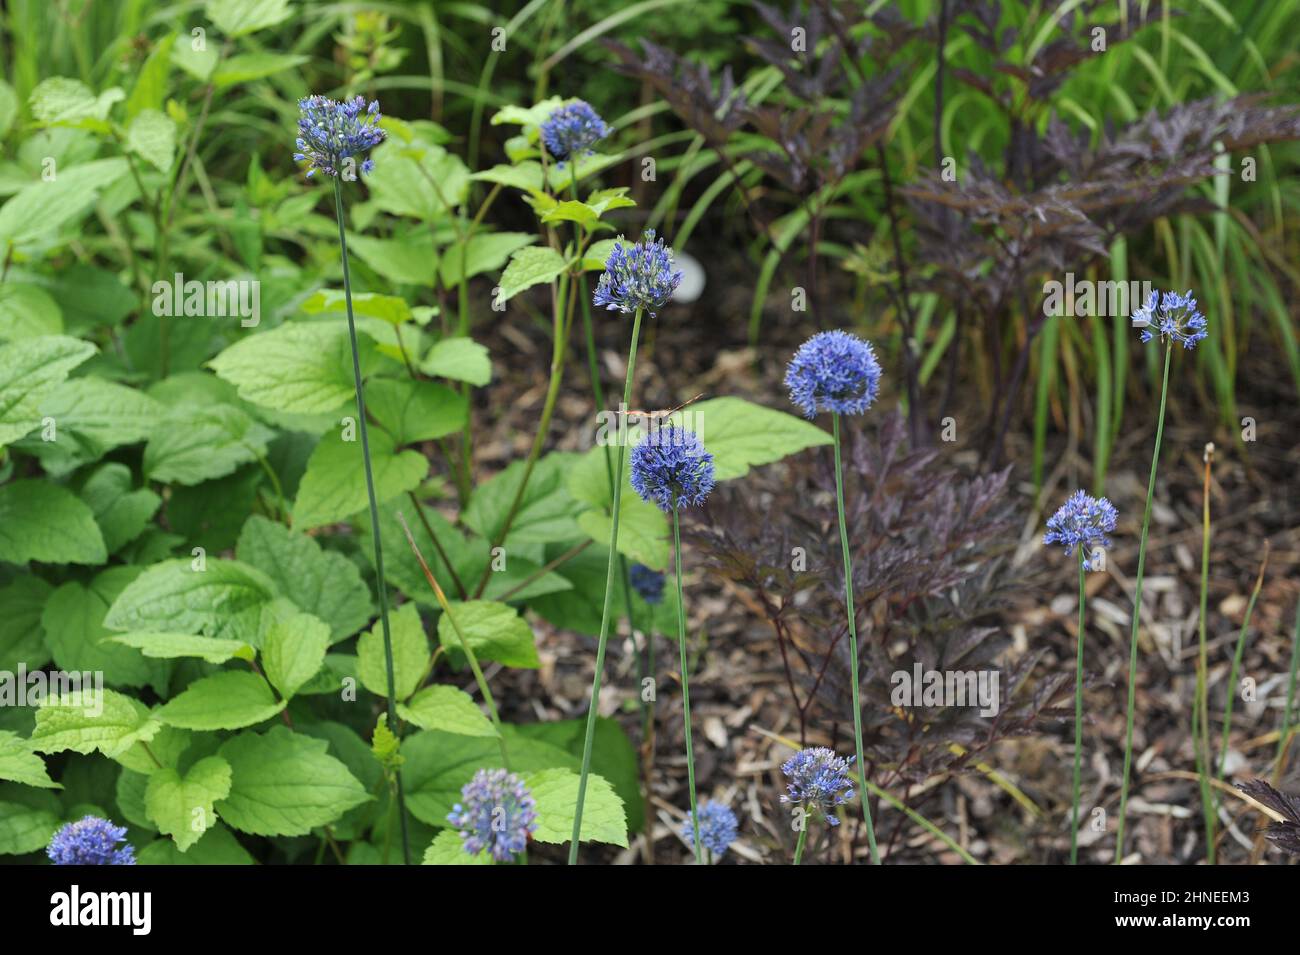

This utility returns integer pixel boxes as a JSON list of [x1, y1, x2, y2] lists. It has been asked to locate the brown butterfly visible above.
[[615, 393, 705, 422]]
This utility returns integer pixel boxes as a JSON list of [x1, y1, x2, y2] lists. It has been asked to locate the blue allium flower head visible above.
[[1130, 288, 1207, 350], [540, 100, 610, 163], [784, 330, 883, 418], [47, 816, 135, 865], [780, 747, 856, 825], [294, 95, 386, 179], [629, 563, 665, 604], [1044, 490, 1119, 571], [629, 423, 716, 512], [592, 229, 683, 316], [447, 768, 538, 863], [681, 801, 739, 857]]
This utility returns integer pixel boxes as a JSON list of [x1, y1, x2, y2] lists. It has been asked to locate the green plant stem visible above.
[[393, 512, 509, 769], [793, 825, 808, 866], [831, 413, 880, 864], [332, 175, 410, 866], [1070, 549, 1086, 864], [1275, 601, 1300, 772], [672, 506, 702, 863], [1194, 444, 1216, 864], [1115, 341, 1172, 864], [569, 306, 644, 864], [1220, 546, 1269, 778]]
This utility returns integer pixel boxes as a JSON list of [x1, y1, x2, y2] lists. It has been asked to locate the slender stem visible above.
[[394, 512, 510, 769], [332, 175, 410, 866], [1115, 342, 1172, 863], [793, 825, 808, 866], [569, 307, 644, 864], [673, 507, 702, 864], [1194, 443, 1216, 863], [1219, 545, 1269, 778], [1070, 549, 1086, 864], [832, 414, 880, 864]]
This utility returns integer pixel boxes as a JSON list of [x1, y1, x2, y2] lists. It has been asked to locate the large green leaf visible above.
[[0, 159, 129, 245], [439, 231, 535, 288], [261, 608, 329, 700], [31, 688, 161, 758], [79, 463, 161, 554], [216, 725, 371, 836], [366, 377, 467, 444], [498, 245, 567, 302], [0, 575, 51, 672], [0, 335, 96, 446], [103, 558, 280, 642], [137, 823, 254, 864], [208, 321, 361, 414], [420, 337, 491, 386], [397, 685, 496, 738], [205, 0, 294, 37], [462, 452, 584, 545], [356, 602, 427, 700], [157, 671, 285, 730], [527, 767, 628, 848], [41, 572, 157, 688], [144, 756, 232, 851], [437, 600, 538, 670], [235, 515, 372, 642], [0, 731, 58, 789], [143, 403, 274, 485], [0, 480, 106, 566], [0, 801, 60, 855], [292, 428, 427, 529], [421, 828, 491, 865]]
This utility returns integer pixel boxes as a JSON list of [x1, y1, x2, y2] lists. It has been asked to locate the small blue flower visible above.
[[1130, 288, 1207, 350], [681, 801, 739, 857], [780, 747, 856, 825], [630, 563, 665, 604], [47, 816, 135, 865], [593, 229, 683, 316], [629, 423, 716, 512], [447, 768, 538, 863], [294, 94, 386, 179], [784, 330, 882, 418], [1044, 490, 1119, 571], [540, 100, 610, 163]]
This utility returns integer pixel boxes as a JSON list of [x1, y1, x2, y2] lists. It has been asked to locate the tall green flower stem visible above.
[[1070, 549, 1087, 864], [672, 507, 702, 863], [570, 167, 649, 853], [1219, 545, 1269, 778], [394, 512, 510, 769], [793, 825, 808, 866], [569, 306, 644, 864], [1192, 443, 1217, 864], [1115, 341, 1172, 864], [331, 175, 411, 866], [831, 414, 880, 865]]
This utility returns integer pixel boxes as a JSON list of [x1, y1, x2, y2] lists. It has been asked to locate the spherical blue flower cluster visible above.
[[780, 747, 856, 825], [1131, 288, 1207, 350], [1044, 490, 1119, 570], [592, 229, 683, 316], [294, 95, 386, 179], [540, 100, 610, 163], [681, 801, 739, 857], [47, 816, 135, 865], [630, 423, 716, 512], [629, 563, 665, 604], [446, 768, 538, 862], [784, 330, 883, 418]]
